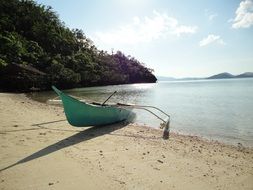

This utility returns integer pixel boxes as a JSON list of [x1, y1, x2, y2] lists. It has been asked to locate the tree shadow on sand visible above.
[[0, 122, 129, 172]]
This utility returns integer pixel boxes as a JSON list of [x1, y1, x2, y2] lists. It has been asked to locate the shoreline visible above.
[[26, 87, 253, 148], [0, 93, 253, 189], [27, 93, 253, 150]]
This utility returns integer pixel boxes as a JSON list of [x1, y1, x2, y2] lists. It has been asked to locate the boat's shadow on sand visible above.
[[0, 121, 129, 172]]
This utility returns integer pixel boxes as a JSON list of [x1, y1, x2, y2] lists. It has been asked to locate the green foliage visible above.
[[0, 0, 156, 92], [0, 58, 7, 67]]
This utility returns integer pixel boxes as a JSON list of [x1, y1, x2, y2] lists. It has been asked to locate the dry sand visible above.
[[0, 93, 253, 190]]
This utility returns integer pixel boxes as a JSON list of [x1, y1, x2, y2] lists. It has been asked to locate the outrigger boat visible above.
[[51, 86, 170, 139]]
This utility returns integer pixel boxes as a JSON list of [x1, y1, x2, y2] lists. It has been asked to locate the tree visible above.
[[0, 0, 156, 92]]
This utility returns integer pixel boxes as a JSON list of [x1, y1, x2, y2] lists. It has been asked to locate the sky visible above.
[[36, 0, 253, 78]]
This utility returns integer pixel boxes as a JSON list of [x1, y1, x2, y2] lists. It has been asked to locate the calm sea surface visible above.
[[30, 78, 253, 147]]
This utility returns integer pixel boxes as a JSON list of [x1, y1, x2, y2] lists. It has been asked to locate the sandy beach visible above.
[[0, 93, 252, 190]]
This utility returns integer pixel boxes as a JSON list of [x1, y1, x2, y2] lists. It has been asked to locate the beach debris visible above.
[[114, 179, 126, 185], [13, 125, 18, 127], [152, 165, 160, 170], [237, 143, 245, 151], [39, 132, 46, 135], [99, 151, 103, 156], [48, 182, 54, 186], [157, 160, 163, 163]]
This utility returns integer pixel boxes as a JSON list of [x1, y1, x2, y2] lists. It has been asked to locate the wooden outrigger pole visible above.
[[115, 103, 170, 139]]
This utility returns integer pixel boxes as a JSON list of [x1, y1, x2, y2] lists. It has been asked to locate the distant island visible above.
[[207, 72, 253, 79], [0, 0, 156, 92], [157, 72, 253, 81]]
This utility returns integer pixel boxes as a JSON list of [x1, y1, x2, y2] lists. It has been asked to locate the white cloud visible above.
[[94, 10, 197, 45], [199, 34, 225, 47], [232, 0, 253, 29]]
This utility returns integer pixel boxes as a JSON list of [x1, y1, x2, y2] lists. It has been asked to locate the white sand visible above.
[[0, 93, 253, 190]]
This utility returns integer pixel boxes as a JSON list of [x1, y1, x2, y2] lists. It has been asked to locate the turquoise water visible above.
[[31, 78, 253, 146]]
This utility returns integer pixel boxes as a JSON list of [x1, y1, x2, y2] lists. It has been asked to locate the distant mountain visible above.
[[207, 72, 253, 79], [235, 72, 253, 78], [206, 72, 234, 79], [157, 72, 253, 81]]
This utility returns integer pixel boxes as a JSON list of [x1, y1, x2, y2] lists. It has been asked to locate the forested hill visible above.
[[0, 0, 157, 92]]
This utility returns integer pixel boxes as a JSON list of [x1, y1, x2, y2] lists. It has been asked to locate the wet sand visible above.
[[0, 93, 253, 190]]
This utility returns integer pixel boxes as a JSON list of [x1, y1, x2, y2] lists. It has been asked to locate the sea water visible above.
[[31, 78, 253, 146]]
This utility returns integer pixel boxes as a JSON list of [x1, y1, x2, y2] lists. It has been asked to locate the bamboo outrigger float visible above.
[[51, 86, 170, 139]]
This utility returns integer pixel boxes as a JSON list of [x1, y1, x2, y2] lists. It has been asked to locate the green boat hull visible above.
[[52, 86, 131, 127]]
